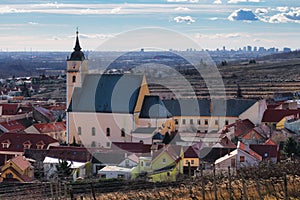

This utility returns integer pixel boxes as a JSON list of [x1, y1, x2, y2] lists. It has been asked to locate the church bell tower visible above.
[[66, 30, 88, 108]]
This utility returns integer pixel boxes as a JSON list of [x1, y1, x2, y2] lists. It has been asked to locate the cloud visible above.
[[209, 17, 219, 20], [167, 0, 199, 3], [110, 7, 122, 14], [228, 9, 259, 21], [228, 0, 262, 3], [195, 32, 248, 39], [174, 7, 191, 11], [74, 33, 114, 40], [276, 7, 289, 13], [174, 16, 195, 24], [255, 8, 268, 15], [28, 22, 38, 25], [268, 8, 300, 23], [213, 0, 222, 4], [0, 6, 28, 14]]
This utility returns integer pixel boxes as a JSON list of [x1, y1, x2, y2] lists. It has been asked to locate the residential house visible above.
[[163, 98, 266, 133], [250, 139, 279, 163], [132, 145, 183, 182], [92, 151, 138, 175], [0, 155, 34, 183], [33, 106, 56, 123], [24, 121, 66, 143], [98, 165, 134, 180], [215, 141, 262, 173], [0, 132, 59, 166], [262, 109, 300, 130], [43, 156, 86, 180], [183, 146, 199, 176], [240, 127, 267, 145]]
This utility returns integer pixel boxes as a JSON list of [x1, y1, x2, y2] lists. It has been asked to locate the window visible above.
[[121, 128, 125, 137], [5, 173, 13, 179], [191, 160, 194, 165], [240, 156, 245, 162], [92, 127, 95, 136], [215, 120, 218, 125], [78, 127, 81, 135], [186, 160, 189, 164], [190, 119, 193, 125], [106, 128, 110, 137], [197, 119, 201, 125], [72, 75, 76, 83], [2, 143, 10, 149], [162, 158, 166, 164], [106, 142, 111, 148], [205, 119, 208, 125], [141, 161, 144, 167], [182, 119, 186, 125], [225, 120, 229, 125], [175, 119, 179, 125], [91, 141, 96, 147]]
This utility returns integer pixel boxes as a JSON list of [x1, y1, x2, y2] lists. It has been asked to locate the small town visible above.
[[1, 1, 300, 200], [0, 30, 298, 199]]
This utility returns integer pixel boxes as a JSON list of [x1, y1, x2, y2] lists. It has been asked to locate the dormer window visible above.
[[23, 141, 32, 149], [36, 141, 45, 150], [2, 140, 11, 149], [72, 76, 76, 83]]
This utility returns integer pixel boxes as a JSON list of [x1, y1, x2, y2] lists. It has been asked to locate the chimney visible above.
[[209, 99, 213, 114]]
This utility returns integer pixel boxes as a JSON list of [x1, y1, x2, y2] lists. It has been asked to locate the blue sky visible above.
[[0, 0, 299, 51]]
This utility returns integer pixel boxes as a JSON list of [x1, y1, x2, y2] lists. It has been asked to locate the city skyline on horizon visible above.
[[0, 0, 299, 51]]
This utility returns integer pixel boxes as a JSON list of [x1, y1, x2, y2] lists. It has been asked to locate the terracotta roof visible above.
[[0, 132, 58, 153], [264, 138, 277, 146], [9, 155, 31, 171], [32, 122, 66, 134], [0, 120, 26, 132], [219, 136, 237, 148], [223, 119, 255, 137], [262, 109, 300, 123], [238, 142, 262, 161]]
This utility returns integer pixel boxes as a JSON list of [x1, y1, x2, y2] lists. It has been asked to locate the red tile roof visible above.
[[238, 142, 262, 161], [32, 122, 66, 134], [0, 103, 20, 115], [262, 109, 300, 123], [0, 120, 26, 132], [264, 138, 277, 146], [225, 119, 255, 137], [0, 132, 58, 153]]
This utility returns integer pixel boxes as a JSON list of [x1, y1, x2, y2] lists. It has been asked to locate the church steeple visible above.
[[74, 30, 82, 51], [69, 29, 85, 61]]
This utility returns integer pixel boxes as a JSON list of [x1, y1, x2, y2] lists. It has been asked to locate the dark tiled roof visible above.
[[225, 119, 255, 137], [199, 147, 235, 163], [139, 95, 172, 118], [24, 146, 91, 163], [0, 103, 20, 115], [132, 127, 157, 134], [262, 109, 300, 123], [0, 132, 58, 153], [92, 151, 127, 165], [33, 106, 56, 122], [69, 74, 144, 114], [112, 142, 152, 154], [250, 144, 278, 159], [162, 99, 256, 117], [183, 146, 198, 158]]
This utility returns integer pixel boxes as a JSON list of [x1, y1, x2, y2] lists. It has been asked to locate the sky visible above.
[[0, 0, 299, 51]]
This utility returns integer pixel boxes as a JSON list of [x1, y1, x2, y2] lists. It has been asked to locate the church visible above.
[[66, 31, 173, 148]]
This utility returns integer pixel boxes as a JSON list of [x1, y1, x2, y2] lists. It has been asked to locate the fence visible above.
[[0, 160, 300, 199]]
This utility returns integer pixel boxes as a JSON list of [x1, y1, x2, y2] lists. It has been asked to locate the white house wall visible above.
[[68, 112, 134, 147]]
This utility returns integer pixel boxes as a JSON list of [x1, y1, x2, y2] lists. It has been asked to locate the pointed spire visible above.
[[74, 29, 82, 51]]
